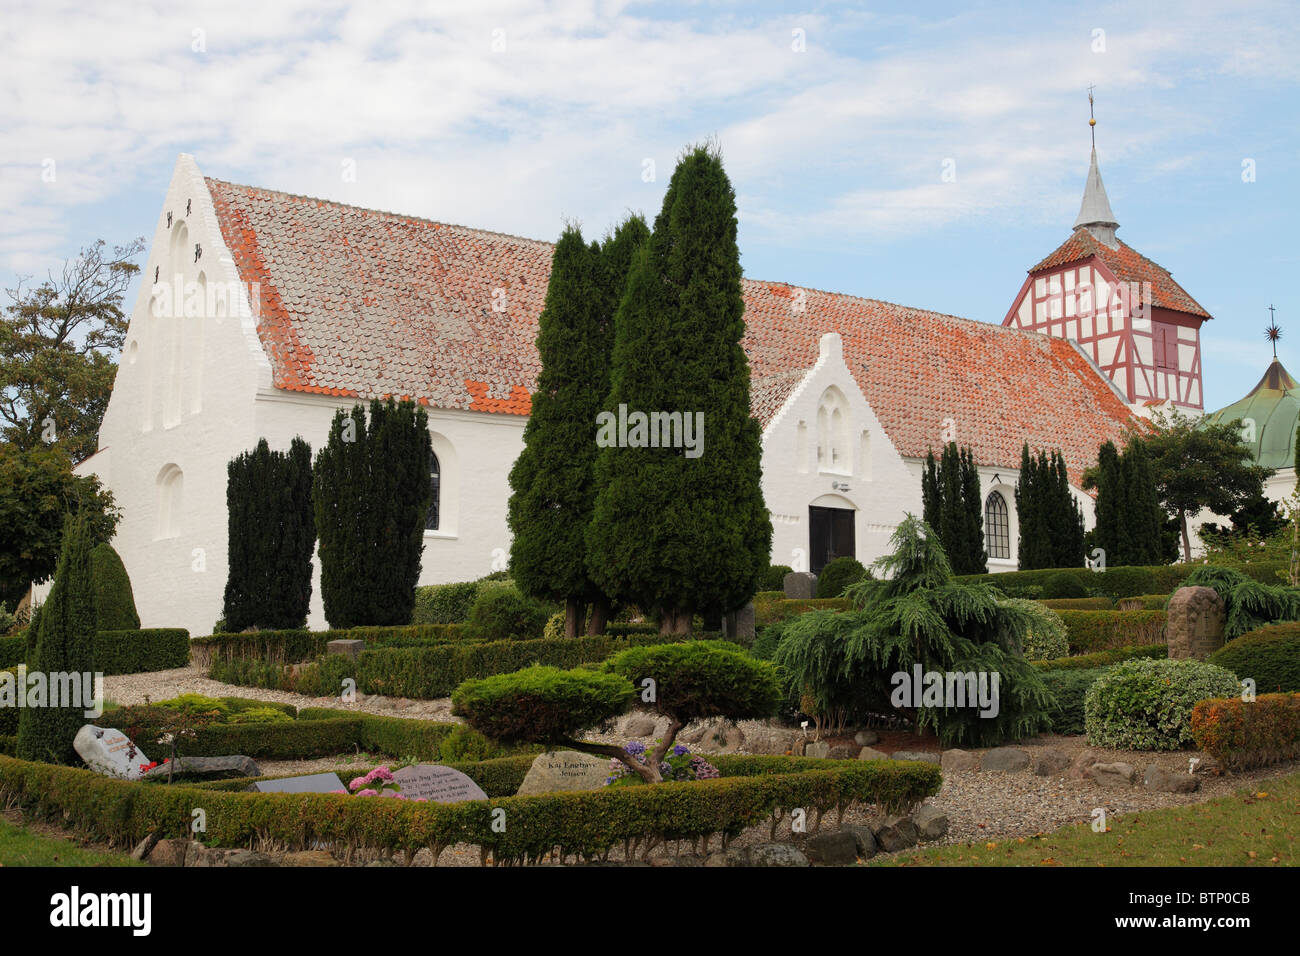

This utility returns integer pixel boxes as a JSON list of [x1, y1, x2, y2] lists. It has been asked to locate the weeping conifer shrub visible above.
[[313, 399, 432, 628], [223, 437, 315, 631], [770, 515, 1053, 747], [17, 511, 96, 764], [1178, 566, 1300, 640]]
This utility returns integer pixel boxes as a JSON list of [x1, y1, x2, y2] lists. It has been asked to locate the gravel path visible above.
[[105, 667, 1299, 865]]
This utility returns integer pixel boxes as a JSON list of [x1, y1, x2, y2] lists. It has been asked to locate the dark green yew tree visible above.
[[921, 443, 986, 575], [509, 217, 649, 637], [313, 399, 431, 628], [587, 145, 772, 632], [1015, 444, 1084, 569], [17, 511, 96, 765], [223, 437, 315, 631]]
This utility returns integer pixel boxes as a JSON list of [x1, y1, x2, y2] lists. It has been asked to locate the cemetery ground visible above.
[[68, 663, 1300, 867]]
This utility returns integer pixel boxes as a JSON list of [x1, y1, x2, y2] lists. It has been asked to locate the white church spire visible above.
[[1074, 88, 1120, 247]]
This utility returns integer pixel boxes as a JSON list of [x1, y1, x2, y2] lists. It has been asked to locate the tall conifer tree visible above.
[[587, 145, 771, 632], [223, 437, 315, 630], [17, 512, 95, 764]]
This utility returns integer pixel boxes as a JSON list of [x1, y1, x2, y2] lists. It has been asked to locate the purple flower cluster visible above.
[[603, 740, 720, 785]]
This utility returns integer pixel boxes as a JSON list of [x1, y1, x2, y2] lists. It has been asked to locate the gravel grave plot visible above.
[[105, 669, 1299, 865]]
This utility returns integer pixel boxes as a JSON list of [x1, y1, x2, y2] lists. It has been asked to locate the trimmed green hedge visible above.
[[0, 629, 188, 674], [1207, 622, 1300, 693], [210, 633, 713, 701], [412, 581, 481, 625], [1033, 644, 1167, 672], [754, 596, 850, 627], [962, 562, 1290, 599], [90, 543, 141, 631], [1115, 594, 1171, 611], [1055, 610, 1166, 654], [0, 753, 941, 864], [1038, 597, 1114, 611], [193, 624, 469, 668]]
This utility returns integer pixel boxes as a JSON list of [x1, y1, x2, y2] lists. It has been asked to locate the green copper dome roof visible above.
[[1203, 358, 1300, 470]]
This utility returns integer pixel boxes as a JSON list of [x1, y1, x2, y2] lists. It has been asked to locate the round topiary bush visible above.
[[1208, 622, 1300, 693], [465, 585, 550, 641], [1084, 657, 1241, 750], [89, 543, 140, 630], [1000, 598, 1069, 660], [761, 564, 794, 593], [816, 556, 868, 598], [451, 665, 635, 742], [1041, 571, 1089, 600]]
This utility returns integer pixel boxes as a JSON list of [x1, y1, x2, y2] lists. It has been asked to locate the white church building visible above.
[[64, 149, 1210, 636]]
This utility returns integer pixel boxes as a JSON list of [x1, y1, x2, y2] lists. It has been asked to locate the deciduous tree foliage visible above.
[[17, 512, 96, 765], [1144, 409, 1272, 563], [509, 217, 649, 636], [587, 145, 771, 631], [1, 239, 144, 464], [223, 437, 315, 631], [313, 400, 431, 628]]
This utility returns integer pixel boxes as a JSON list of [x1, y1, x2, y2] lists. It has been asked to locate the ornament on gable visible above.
[[194, 243, 202, 263], [167, 211, 173, 228], [186, 198, 192, 216]]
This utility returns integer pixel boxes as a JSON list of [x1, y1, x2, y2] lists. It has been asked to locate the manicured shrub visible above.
[[1038, 597, 1114, 611], [96, 629, 189, 674], [999, 599, 1069, 660], [1207, 622, 1300, 693], [1116, 594, 1169, 611], [18, 513, 95, 765], [412, 581, 481, 625], [465, 585, 550, 641], [1084, 657, 1241, 750], [1042, 571, 1089, 599], [1033, 644, 1167, 671], [86, 541, 138, 632], [0, 752, 940, 864], [816, 556, 868, 598], [452, 666, 635, 743], [1056, 610, 1167, 654], [761, 566, 793, 593], [1190, 693, 1300, 770], [1041, 666, 1110, 735], [226, 706, 294, 725], [223, 437, 315, 631]]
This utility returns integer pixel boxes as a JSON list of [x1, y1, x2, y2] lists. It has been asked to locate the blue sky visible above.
[[2, 0, 1296, 411]]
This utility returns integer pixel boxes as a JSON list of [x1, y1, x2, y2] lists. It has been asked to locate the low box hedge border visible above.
[[0, 753, 940, 865], [192, 624, 470, 668], [0, 629, 188, 674], [1055, 610, 1167, 654], [1037, 597, 1113, 611], [960, 561, 1289, 598], [1191, 693, 1300, 771], [1033, 644, 1167, 672], [754, 596, 851, 626]]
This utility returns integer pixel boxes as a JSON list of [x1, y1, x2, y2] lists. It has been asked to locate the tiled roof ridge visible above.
[[202, 177, 557, 251]]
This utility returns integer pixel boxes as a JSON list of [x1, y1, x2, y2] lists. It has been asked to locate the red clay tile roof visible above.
[[1029, 227, 1211, 319], [206, 179, 1138, 478]]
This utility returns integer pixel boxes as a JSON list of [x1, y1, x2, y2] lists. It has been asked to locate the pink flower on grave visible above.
[[328, 789, 348, 795], [349, 776, 368, 791], [368, 766, 394, 783], [355, 788, 379, 797]]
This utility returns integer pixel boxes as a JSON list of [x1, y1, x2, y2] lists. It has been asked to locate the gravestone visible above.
[[327, 639, 365, 660], [389, 764, 488, 803], [783, 572, 817, 599], [516, 750, 610, 796], [143, 755, 261, 781], [1165, 586, 1226, 660], [74, 726, 149, 780], [724, 602, 756, 641], [253, 772, 346, 794]]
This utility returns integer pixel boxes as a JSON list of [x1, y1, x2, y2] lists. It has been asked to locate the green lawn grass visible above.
[[0, 817, 143, 867], [874, 771, 1300, 867]]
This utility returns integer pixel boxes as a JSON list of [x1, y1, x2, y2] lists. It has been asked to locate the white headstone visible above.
[[388, 764, 488, 803], [74, 725, 149, 780]]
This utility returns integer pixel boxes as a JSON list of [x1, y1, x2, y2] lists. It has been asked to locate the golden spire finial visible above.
[[1088, 85, 1097, 146]]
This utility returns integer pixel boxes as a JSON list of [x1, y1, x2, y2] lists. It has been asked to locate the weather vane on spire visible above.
[[1266, 305, 1281, 358], [1088, 85, 1097, 147]]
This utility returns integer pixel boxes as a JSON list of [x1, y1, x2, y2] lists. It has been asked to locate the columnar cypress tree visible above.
[[1119, 437, 1165, 565], [1049, 450, 1086, 566], [958, 445, 988, 574], [921, 451, 941, 533], [313, 399, 430, 628], [18, 512, 95, 764], [223, 437, 314, 630], [1091, 440, 1123, 564], [587, 145, 771, 632], [921, 443, 987, 574]]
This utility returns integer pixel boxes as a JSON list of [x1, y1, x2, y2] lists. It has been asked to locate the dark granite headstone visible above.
[[388, 764, 488, 803], [253, 772, 346, 794], [783, 571, 817, 599], [327, 639, 366, 660]]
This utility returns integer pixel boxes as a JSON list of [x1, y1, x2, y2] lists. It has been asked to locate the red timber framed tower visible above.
[[1002, 97, 1211, 409]]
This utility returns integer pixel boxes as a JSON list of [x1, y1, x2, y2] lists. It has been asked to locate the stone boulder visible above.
[[912, 805, 949, 841], [804, 741, 830, 759], [858, 747, 890, 762], [517, 751, 611, 796], [981, 747, 1031, 773], [623, 715, 658, 738], [827, 744, 859, 760], [1034, 748, 1071, 777], [703, 846, 750, 867], [1143, 766, 1201, 793], [941, 749, 978, 772], [147, 838, 189, 867], [854, 729, 880, 746], [1166, 586, 1226, 660], [1066, 748, 1104, 782], [841, 824, 877, 859], [804, 830, 860, 865], [1088, 762, 1138, 788], [749, 843, 810, 866], [892, 750, 940, 765], [873, 820, 918, 853]]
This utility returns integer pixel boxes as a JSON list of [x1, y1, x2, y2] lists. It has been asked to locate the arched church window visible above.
[[156, 464, 184, 540], [816, 387, 851, 473], [985, 491, 1010, 560], [425, 451, 440, 531]]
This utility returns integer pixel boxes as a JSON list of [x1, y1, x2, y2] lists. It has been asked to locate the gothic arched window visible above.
[[425, 451, 441, 531], [985, 490, 1010, 560]]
